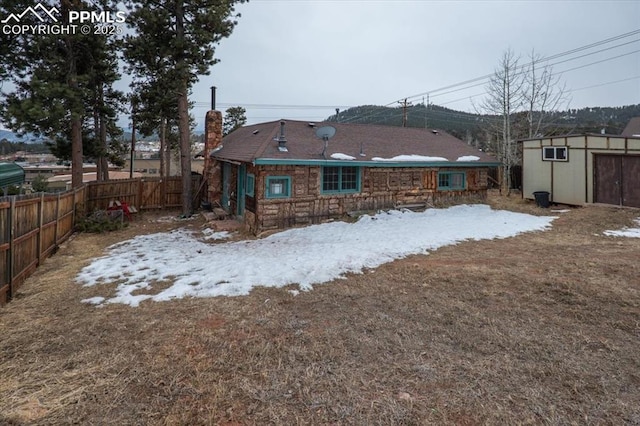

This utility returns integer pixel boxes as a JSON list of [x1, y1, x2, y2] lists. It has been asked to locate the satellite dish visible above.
[[315, 126, 336, 159], [315, 126, 336, 140]]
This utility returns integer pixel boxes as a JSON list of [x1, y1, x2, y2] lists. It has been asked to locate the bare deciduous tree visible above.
[[523, 50, 571, 138], [479, 49, 525, 195]]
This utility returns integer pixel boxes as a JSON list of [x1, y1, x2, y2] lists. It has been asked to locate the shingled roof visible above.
[[622, 117, 640, 137], [211, 120, 499, 166]]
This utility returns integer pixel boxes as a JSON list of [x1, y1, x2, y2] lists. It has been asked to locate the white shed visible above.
[[521, 134, 640, 208]]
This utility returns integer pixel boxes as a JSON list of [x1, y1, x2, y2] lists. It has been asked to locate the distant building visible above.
[[47, 171, 144, 192], [621, 117, 640, 137], [123, 157, 204, 177]]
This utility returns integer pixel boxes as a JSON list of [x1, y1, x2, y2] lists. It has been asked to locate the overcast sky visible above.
[[186, 0, 639, 128]]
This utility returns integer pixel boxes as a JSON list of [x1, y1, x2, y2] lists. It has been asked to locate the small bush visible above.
[[75, 210, 129, 233]]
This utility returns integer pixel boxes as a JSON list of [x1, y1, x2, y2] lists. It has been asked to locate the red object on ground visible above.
[[107, 201, 133, 221]]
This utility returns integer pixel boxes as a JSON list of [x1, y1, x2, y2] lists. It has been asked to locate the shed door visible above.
[[621, 156, 640, 208], [594, 155, 621, 206], [594, 155, 640, 208]]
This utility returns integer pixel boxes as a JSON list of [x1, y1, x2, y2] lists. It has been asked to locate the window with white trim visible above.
[[542, 146, 568, 161]]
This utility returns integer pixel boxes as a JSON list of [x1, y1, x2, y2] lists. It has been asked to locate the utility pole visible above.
[[425, 94, 430, 129], [398, 98, 412, 127]]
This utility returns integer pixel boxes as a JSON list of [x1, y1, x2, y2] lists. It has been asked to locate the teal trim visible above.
[[321, 166, 361, 194], [254, 158, 500, 168], [438, 171, 466, 190], [237, 164, 246, 216], [265, 175, 291, 199], [221, 162, 230, 211], [246, 173, 255, 197]]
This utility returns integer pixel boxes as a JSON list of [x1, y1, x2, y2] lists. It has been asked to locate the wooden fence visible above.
[[0, 175, 203, 305]]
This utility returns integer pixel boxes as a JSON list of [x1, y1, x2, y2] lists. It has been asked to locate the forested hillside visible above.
[[326, 103, 640, 143]]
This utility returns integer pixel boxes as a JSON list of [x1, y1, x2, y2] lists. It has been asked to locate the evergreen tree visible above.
[[223, 106, 247, 136], [0, 0, 124, 187], [124, 0, 245, 216]]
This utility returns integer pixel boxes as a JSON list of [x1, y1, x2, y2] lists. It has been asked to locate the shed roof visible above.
[[212, 120, 499, 167], [0, 162, 25, 187]]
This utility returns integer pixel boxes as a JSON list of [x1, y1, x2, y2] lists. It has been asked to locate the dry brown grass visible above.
[[1, 196, 639, 425]]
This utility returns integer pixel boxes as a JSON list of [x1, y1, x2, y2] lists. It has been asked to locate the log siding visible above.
[[238, 164, 489, 234]]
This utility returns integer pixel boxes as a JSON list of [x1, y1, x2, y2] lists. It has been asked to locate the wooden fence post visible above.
[[54, 193, 60, 246], [8, 195, 15, 300], [37, 192, 44, 265], [137, 178, 143, 212]]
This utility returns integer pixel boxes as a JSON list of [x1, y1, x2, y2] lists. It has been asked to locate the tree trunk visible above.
[[98, 85, 109, 181], [71, 116, 83, 188], [159, 118, 166, 178], [178, 88, 191, 216], [63, 0, 83, 189], [176, 0, 192, 216]]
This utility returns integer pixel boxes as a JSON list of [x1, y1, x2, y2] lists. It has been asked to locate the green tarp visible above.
[[0, 162, 25, 187]]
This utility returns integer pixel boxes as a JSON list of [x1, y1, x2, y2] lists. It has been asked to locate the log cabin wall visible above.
[[243, 165, 489, 234]]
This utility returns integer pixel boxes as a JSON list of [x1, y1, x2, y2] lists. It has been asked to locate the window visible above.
[[542, 146, 568, 161], [438, 171, 466, 190], [246, 174, 255, 197], [321, 166, 360, 193], [266, 176, 291, 198]]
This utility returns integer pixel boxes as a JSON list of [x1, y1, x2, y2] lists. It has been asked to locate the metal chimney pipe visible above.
[[210, 86, 217, 110], [278, 120, 286, 148]]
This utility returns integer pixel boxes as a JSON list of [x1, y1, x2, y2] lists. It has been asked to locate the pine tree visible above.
[[0, 0, 124, 187], [124, 0, 245, 216], [223, 106, 247, 136]]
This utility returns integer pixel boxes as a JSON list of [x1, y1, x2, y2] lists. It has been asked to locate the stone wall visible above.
[[203, 110, 223, 204], [247, 165, 490, 234]]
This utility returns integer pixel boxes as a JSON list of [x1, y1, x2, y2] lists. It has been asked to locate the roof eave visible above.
[[254, 158, 501, 167]]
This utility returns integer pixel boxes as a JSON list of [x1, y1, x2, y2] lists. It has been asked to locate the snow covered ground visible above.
[[604, 218, 640, 238], [77, 204, 558, 307]]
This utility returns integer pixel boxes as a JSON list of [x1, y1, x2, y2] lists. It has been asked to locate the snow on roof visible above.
[[456, 155, 480, 162], [77, 204, 556, 307], [331, 153, 356, 160], [371, 154, 448, 162]]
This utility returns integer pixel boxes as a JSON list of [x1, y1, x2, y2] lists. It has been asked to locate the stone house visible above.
[[203, 115, 499, 234]]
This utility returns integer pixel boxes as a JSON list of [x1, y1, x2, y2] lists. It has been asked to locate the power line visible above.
[[188, 30, 640, 126], [393, 29, 640, 105]]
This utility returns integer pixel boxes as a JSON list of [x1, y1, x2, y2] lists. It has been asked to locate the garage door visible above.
[[594, 155, 640, 208]]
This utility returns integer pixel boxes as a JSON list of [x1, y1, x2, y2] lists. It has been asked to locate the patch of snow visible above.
[[331, 153, 356, 160], [456, 155, 480, 162], [604, 218, 640, 238], [202, 229, 232, 240], [153, 215, 197, 223], [81, 296, 105, 305], [550, 209, 571, 213], [371, 154, 448, 162], [76, 205, 556, 307]]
